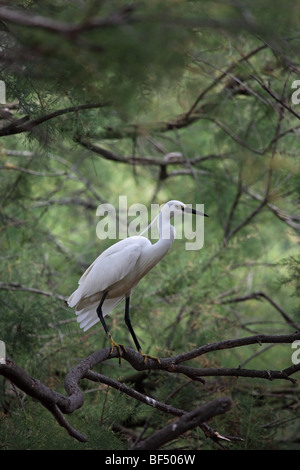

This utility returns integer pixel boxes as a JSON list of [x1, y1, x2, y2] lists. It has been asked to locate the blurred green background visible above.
[[0, 0, 299, 450]]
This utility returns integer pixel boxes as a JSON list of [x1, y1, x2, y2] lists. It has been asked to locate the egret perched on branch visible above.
[[68, 200, 208, 363]]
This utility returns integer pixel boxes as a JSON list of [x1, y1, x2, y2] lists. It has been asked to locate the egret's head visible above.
[[164, 200, 209, 218]]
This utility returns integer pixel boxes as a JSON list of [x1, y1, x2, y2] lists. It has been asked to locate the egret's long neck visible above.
[[138, 209, 175, 258], [157, 211, 175, 241], [139, 210, 175, 273], [151, 211, 175, 258]]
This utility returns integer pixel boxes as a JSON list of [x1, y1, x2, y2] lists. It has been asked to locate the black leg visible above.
[[96, 291, 126, 363], [124, 296, 161, 364], [124, 296, 142, 352], [96, 291, 109, 334]]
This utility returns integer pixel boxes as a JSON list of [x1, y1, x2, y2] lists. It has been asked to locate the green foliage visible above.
[[0, 0, 300, 450]]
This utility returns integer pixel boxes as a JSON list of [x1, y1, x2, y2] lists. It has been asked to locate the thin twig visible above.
[[0, 282, 66, 302], [218, 291, 299, 330]]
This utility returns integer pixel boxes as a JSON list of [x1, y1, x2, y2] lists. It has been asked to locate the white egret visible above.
[[68, 200, 208, 363]]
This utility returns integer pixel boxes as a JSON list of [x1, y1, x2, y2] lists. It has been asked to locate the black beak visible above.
[[184, 206, 209, 217]]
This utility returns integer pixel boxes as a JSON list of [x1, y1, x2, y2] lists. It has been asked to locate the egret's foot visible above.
[[139, 349, 161, 364], [108, 335, 127, 365]]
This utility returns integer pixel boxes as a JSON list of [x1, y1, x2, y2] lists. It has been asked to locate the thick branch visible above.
[[1, 331, 299, 444], [0, 358, 86, 441], [172, 331, 300, 365], [85, 371, 238, 448], [133, 397, 232, 450], [0, 6, 136, 37]]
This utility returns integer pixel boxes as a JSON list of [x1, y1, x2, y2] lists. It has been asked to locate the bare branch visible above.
[[76, 135, 225, 167], [85, 370, 187, 417], [186, 43, 268, 118], [172, 331, 300, 364], [224, 172, 243, 242], [0, 163, 67, 177], [243, 184, 300, 231], [222, 197, 267, 247], [218, 291, 299, 330], [132, 397, 232, 450], [251, 75, 300, 121], [31, 197, 98, 210], [222, 104, 284, 247], [0, 282, 66, 302]]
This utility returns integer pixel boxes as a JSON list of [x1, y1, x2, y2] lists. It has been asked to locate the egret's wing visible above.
[[77, 237, 145, 285], [68, 239, 145, 308]]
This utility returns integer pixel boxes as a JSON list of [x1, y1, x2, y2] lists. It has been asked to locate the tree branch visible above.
[[133, 397, 232, 450], [0, 5, 136, 37], [1, 331, 299, 446], [0, 102, 107, 137], [185, 43, 268, 118], [0, 282, 66, 302], [76, 135, 224, 168], [251, 75, 300, 121], [217, 291, 299, 330]]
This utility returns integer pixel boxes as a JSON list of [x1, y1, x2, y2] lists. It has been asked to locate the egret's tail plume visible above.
[[74, 296, 124, 332], [67, 289, 82, 308]]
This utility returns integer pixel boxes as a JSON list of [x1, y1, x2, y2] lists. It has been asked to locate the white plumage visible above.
[[68, 200, 207, 361], [68, 236, 153, 331]]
